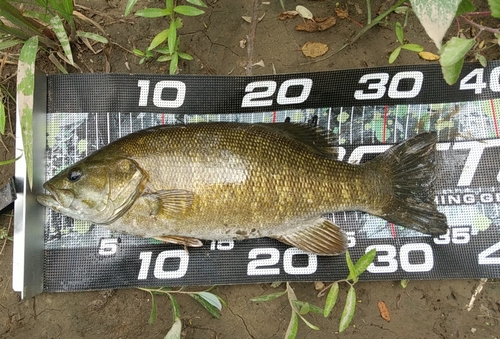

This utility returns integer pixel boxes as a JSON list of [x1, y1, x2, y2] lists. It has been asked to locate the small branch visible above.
[[466, 278, 487, 312], [461, 15, 500, 35], [246, 0, 260, 76]]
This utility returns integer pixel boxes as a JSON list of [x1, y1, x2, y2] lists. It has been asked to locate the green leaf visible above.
[[401, 43, 424, 52], [292, 300, 323, 314], [23, 10, 51, 24], [456, 0, 476, 16], [157, 55, 173, 62], [250, 290, 287, 302], [169, 294, 180, 319], [164, 317, 182, 339], [17, 35, 38, 190], [401, 279, 410, 288], [0, 39, 23, 51], [0, 101, 5, 135], [411, 0, 462, 48], [439, 37, 474, 67], [124, 0, 138, 16], [187, 0, 208, 8], [173, 5, 205, 16], [476, 53, 487, 67], [148, 292, 157, 324], [149, 28, 169, 50], [174, 17, 184, 29], [76, 31, 108, 44], [339, 286, 356, 333], [389, 46, 401, 64], [135, 8, 170, 18], [198, 292, 222, 311], [323, 282, 339, 317], [353, 248, 377, 278], [50, 16, 73, 65], [169, 52, 179, 74], [133, 48, 145, 56], [395, 22, 404, 45], [345, 251, 357, 282], [299, 302, 310, 315], [190, 293, 221, 319], [284, 311, 299, 339], [489, 0, 500, 18], [168, 23, 177, 55], [167, 0, 175, 10], [178, 52, 193, 60]]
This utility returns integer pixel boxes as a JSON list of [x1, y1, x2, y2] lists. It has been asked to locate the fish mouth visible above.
[[37, 183, 74, 208]]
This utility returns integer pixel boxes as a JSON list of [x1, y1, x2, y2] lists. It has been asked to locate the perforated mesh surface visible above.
[[40, 63, 500, 291]]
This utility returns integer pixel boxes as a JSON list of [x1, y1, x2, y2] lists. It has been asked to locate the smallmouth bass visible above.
[[37, 122, 448, 255]]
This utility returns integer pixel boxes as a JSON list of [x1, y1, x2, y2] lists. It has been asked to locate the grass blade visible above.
[[17, 35, 38, 190], [124, 0, 138, 16], [0, 39, 23, 50], [198, 291, 222, 311], [0, 99, 5, 134], [169, 52, 178, 74], [323, 282, 339, 317], [250, 290, 287, 302], [50, 15, 74, 65], [284, 311, 299, 339], [164, 317, 182, 339], [76, 31, 108, 44], [339, 286, 356, 333]]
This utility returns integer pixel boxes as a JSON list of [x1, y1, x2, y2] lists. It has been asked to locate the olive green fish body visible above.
[[37, 123, 448, 255]]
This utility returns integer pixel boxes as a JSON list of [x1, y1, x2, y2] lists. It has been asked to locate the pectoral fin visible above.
[[151, 189, 195, 217], [153, 235, 203, 247], [273, 218, 347, 256]]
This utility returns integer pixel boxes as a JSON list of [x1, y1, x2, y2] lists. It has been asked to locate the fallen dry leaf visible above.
[[335, 7, 349, 19], [295, 16, 336, 32], [418, 51, 440, 61], [301, 41, 328, 58], [278, 10, 299, 20], [378, 301, 391, 322]]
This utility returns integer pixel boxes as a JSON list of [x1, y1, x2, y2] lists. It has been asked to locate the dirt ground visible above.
[[1, 0, 500, 338]]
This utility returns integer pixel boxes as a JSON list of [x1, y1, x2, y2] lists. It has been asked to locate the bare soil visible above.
[[1, 0, 500, 338]]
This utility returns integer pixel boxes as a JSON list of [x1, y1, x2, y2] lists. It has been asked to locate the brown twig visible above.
[[460, 15, 500, 35], [246, 0, 260, 76]]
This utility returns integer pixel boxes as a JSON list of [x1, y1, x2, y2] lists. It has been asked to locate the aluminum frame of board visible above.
[[13, 62, 500, 298]]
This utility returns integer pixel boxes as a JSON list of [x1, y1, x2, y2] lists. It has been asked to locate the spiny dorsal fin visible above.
[[254, 123, 338, 159], [273, 218, 347, 256]]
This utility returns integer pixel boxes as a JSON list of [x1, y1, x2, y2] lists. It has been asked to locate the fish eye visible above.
[[67, 168, 82, 182]]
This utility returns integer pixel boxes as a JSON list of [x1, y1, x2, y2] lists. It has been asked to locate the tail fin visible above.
[[369, 132, 448, 235]]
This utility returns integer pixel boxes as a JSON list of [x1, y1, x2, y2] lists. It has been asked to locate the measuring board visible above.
[[13, 61, 500, 297]]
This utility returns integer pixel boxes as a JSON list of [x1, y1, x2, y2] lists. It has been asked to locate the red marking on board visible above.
[[490, 99, 499, 137], [272, 111, 277, 123], [390, 223, 396, 238], [382, 105, 389, 143], [161, 113, 165, 125]]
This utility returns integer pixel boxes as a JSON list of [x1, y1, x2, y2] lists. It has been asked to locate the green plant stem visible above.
[[366, 0, 371, 25]]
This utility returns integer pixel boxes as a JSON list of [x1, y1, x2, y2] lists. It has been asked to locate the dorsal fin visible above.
[[255, 123, 338, 159]]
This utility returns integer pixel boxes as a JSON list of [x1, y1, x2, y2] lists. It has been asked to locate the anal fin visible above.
[[273, 218, 347, 256], [153, 235, 203, 247]]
